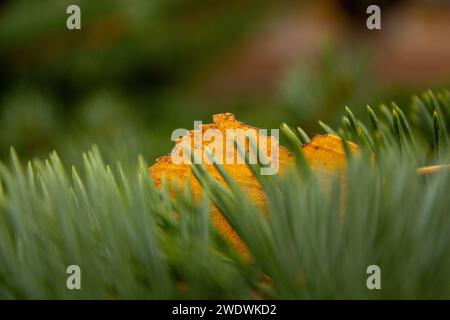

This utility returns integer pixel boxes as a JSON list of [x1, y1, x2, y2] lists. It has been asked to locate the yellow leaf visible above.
[[149, 114, 357, 258]]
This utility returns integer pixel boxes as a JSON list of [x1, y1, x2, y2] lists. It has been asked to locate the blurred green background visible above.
[[0, 0, 449, 166]]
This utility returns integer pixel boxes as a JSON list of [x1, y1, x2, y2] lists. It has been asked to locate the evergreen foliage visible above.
[[1, 90, 450, 299]]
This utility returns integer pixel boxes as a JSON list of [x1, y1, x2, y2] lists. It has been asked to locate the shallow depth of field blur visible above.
[[1, 0, 449, 165]]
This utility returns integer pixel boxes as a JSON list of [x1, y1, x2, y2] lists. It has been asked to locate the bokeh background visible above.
[[0, 0, 449, 166]]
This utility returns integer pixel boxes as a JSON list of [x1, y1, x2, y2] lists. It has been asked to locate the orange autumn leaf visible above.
[[303, 134, 358, 171], [149, 113, 357, 258], [303, 134, 358, 196], [150, 113, 292, 258]]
